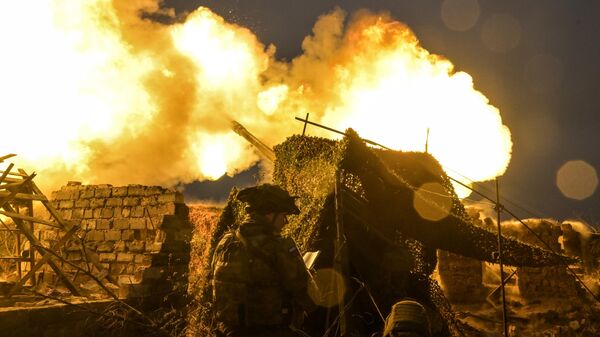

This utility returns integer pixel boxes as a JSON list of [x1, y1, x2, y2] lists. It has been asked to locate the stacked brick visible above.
[[41, 183, 191, 300], [502, 219, 581, 300], [437, 250, 485, 302], [437, 206, 486, 302]]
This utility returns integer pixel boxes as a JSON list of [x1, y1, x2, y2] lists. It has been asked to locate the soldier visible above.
[[383, 299, 432, 337], [211, 184, 318, 337]]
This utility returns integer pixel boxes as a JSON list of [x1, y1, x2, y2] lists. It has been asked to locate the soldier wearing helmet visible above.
[[383, 299, 432, 337], [211, 184, 318, 337]]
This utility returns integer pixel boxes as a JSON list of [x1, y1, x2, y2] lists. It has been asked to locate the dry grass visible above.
[[185, 204, 222, 337]]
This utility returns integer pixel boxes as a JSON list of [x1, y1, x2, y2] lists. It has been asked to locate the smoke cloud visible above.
[[0, 1, 512, 195]]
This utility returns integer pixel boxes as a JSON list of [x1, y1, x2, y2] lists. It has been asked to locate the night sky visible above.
[[169, 0, 600, 226]]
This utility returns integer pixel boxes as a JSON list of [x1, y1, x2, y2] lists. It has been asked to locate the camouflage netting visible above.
[[194, 130, 574, 337], [272, 130, 574, 337]]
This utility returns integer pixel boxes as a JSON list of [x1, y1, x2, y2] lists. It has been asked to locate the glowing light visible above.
[[451, 180, 473, 199], [197, 145, 227, 180], [0, 1, 155, 187], [441, 0, 480, 32], [319, 12, 512, 184], [171, 8, 267, 89], [413, 182, 453, 221], [556, 160, 598, 200], [0, 4, 512, 196], [257, 85, 289, 115], [193, 133, 257, 180], [309, 268, 346, 308]]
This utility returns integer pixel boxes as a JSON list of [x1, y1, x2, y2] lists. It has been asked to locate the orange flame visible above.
[[0, 3, 511, 197]]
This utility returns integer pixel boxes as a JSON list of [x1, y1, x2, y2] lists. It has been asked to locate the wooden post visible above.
[[3, 203, 81, 296], [27, 198, 35, 285], [302, 113, 310, 136], [25, 173, 113, 283], [0, 163, 14, 184], [15, 205, 22, 281]]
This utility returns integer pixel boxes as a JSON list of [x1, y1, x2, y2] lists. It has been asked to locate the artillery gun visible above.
[[218, 121, 574, 337]]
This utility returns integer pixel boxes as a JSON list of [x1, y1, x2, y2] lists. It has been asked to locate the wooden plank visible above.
[[3, 204, 81, 296], [0, 191, 47, 201], [26, 201, 35, 286], [0, 164, 14, 185], [0, 174, 35, 189], [0, 256, 29, 261], [0, 176, 25, 183], [0, 154, 16, 163], [0, 210, 60, 228], [0, 173, 36, 210], [0, 171, 29, 178], [24, 173, 69, 229], [8, 225, 79, 296]]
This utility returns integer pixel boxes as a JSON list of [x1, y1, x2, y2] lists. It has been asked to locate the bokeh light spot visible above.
[[309, 268, 346, 308], [525, 54, 563, 93], [481, 14, 521, 53], [441, 0, 480, 32], [413, 182, 453, 221], [556, 160, 598, 200]]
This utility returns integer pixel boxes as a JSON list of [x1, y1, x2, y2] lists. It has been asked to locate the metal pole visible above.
[[294, 117, 390, 149], [496, 178, 509, 336], [334, 170, 349, 336]]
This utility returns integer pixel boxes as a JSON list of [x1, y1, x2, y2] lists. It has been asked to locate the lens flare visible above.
[[556, 160, 598, 200], [309, 268, 346, 308], [441, 0, 480, 32], [413, 182, 453, 221]]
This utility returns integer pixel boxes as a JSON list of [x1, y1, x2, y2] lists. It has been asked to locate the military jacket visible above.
[[211, 218, 316, 330]]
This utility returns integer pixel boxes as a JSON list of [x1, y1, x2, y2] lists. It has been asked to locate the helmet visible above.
[[237, 184, 300, 215], [383, 299, 431, 337]]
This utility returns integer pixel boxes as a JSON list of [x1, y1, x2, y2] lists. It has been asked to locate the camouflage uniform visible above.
[[211, 185, 317, 337]]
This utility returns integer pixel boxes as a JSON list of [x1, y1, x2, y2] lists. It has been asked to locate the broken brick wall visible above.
[[502, 219, 581, 300], [40, 183, 191, 300]]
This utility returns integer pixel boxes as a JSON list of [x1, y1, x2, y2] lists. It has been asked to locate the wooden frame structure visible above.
[[0, 154, 111, 297]]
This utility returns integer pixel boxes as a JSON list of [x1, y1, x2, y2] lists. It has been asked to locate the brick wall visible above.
[[40, 183, 191, 300], [502, 219, 581, 300], [437, 206, 486, 302], [437, 250, 485, 302]]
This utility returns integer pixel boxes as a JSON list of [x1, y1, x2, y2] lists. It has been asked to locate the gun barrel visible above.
[[231, 121, 276, 162]]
